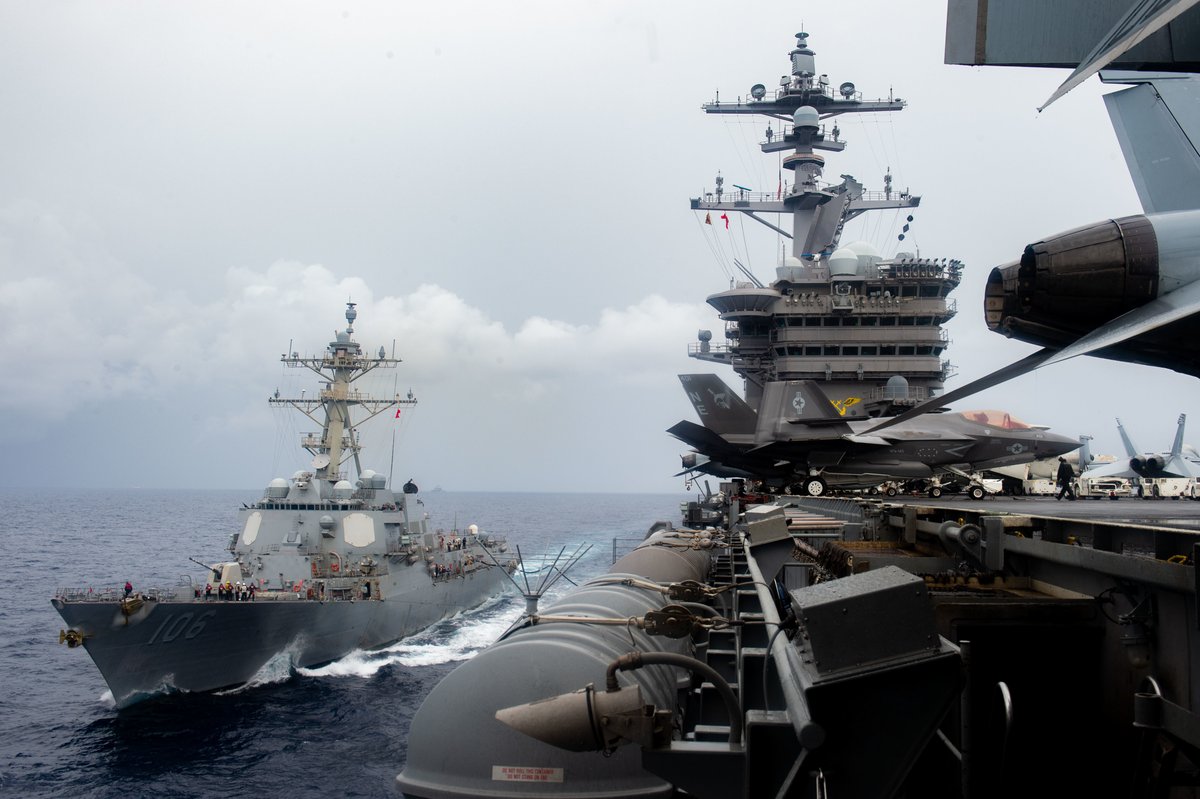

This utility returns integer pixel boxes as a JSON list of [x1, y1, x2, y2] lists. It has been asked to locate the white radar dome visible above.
[[843, 240, 883, 271], [793, 105, 819, 130], [828, 247, 860, 276], [267, 478, 289, 499], [333, 480, 354, 500]]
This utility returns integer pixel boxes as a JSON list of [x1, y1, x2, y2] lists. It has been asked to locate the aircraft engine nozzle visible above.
[[984, 214, 1159, 349], [1131, 455, 1165, 474], [494, 684, 665, 752]]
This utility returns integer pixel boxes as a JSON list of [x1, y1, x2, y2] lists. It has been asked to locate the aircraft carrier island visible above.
[[397, 25, 1200, 799]]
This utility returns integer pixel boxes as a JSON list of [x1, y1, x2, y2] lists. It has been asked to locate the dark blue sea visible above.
[[0, 489, 688, 798]]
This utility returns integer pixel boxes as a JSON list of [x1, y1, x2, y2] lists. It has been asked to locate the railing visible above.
[[612, 537, 644, 564], [55, 586, 180, 602]]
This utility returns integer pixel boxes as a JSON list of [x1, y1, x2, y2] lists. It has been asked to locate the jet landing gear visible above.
[[800, 477, 827, 497]]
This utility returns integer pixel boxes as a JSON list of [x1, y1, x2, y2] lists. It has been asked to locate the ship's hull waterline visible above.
[[55, 564, 507, 707]]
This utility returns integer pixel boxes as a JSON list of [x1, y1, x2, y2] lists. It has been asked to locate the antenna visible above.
[[478, 542, 593, 615], [733, 259, 764, 288]]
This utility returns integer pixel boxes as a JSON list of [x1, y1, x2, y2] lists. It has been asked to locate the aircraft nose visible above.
[[1041, 432, 1081, 458]]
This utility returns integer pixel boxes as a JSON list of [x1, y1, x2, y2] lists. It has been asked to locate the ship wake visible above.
[[299, 594, 522, 678]]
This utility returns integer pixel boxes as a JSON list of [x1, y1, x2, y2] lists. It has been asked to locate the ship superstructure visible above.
[[54, 303, 515, 708], [690, 32, 961, 415]]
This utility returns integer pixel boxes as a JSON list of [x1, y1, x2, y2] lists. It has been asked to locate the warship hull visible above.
[[54, 566, 505, 707]]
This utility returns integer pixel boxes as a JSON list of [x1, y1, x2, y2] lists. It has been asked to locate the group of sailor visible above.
[[437, 533, 472, 551], [202, 581, 256, 601]]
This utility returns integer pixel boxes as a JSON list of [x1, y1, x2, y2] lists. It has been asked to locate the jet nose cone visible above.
[[1041, 433, 1081, 458]]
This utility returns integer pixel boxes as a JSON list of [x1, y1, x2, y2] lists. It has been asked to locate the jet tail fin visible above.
[[1079, 435, 1094, 470], [755, 380, 856, 445], [678, 375, 757, 436], [1103, 74, 1200, 214], [1117, 418, 1140, 458], [1171, 413, 1187, 457]]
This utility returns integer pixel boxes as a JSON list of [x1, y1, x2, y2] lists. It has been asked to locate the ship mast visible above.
[[693, 31, 918, 266], [269, 302, 416, 487]]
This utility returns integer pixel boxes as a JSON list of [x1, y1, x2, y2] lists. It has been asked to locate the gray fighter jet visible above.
[[1083, 414, 1200, 481], [669, 374, 1080, 496]]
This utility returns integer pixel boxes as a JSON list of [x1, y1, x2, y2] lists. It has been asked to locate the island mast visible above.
[[269, 302, 416, 490], [690, 32, 961, 416]]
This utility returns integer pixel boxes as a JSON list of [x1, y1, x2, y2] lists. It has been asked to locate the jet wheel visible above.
[[803, 477, 827, 497], [968, 486, 985, 500], [885, 486, 898, 497], [929, 486, 944, 498]]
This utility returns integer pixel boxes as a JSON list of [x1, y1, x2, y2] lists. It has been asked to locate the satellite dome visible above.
[[336, 330, 351, 344], [844, 240, 881, 258], [843, 240, 883, 271], [319, 515, 336, 530], [828, 247, 860, 276], [267, 478, 289, 499], [884, 375, 910, 399], [333, 480, 354, 500], [793, 105, 819, 130]]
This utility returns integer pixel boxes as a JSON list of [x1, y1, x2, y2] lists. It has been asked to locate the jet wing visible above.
[[1162, 454, 1200, 479], [1082, 460, 1138, 480], [1040, 0, 1200, 110], [867, 278, 1200, 434]]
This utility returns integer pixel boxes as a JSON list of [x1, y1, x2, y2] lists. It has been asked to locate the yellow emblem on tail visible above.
[[831, 397, 862, 416]]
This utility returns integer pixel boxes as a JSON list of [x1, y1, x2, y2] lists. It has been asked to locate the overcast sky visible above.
[[2, 1, 1195, 494]]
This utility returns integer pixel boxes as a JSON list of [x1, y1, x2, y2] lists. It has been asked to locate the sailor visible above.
[[1056, 457, 1077, 501], [124, 581, 133, 598], [205, 583, 213, 601]]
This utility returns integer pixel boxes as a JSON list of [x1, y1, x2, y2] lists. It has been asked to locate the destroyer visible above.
[[54, 302, 515, 708]]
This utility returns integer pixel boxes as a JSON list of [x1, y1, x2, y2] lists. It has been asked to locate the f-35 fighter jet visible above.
[[669, 374, 1080, 496]]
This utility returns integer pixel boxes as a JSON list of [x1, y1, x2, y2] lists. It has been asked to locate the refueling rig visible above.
[[398, 484, 1200, 798]]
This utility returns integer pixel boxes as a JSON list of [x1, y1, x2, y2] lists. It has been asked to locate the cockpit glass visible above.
[[959, 410, 1031, 430]]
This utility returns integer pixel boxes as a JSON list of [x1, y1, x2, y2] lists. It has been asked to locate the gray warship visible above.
[[53, 302, 515, 708]]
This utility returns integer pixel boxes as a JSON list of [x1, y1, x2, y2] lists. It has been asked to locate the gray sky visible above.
[[2, 1, 1195, 493]]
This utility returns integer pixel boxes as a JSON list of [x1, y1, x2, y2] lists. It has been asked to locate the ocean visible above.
[[0, 488, 689, 798]]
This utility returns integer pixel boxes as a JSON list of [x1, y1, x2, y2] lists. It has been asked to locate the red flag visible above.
[[394, 409, 402, 418], [720, 212, 730, 229], [704, 212, 712, 225]]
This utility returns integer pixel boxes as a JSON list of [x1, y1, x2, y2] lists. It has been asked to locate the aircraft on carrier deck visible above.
[[1070, 414, 1200, 498], [669, 373, 1079, 496]]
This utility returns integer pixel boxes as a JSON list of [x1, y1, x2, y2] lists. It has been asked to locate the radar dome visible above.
[[828, 247, 860, 276], [319, 515, 336, 530], [884, 375, 910, 399], [793, 105, 819, 130], [843, 240, 883, 271], [267, 478, 289, 500], [333, 480, 354, 500]]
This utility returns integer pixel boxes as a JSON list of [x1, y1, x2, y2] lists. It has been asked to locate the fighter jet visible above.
[[669, 375, 1079, 496], [1082, 414, 1200, 481]]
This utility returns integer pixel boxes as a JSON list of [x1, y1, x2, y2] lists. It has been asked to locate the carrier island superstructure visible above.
[[690, 32, 960, 417], [54, 303, 515, 708]]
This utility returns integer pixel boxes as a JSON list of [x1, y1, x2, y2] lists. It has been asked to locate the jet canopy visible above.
[[957, 410, 1033, 430]]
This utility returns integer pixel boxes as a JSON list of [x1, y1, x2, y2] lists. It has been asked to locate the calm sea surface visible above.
[[0, 488, 688, 798]]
